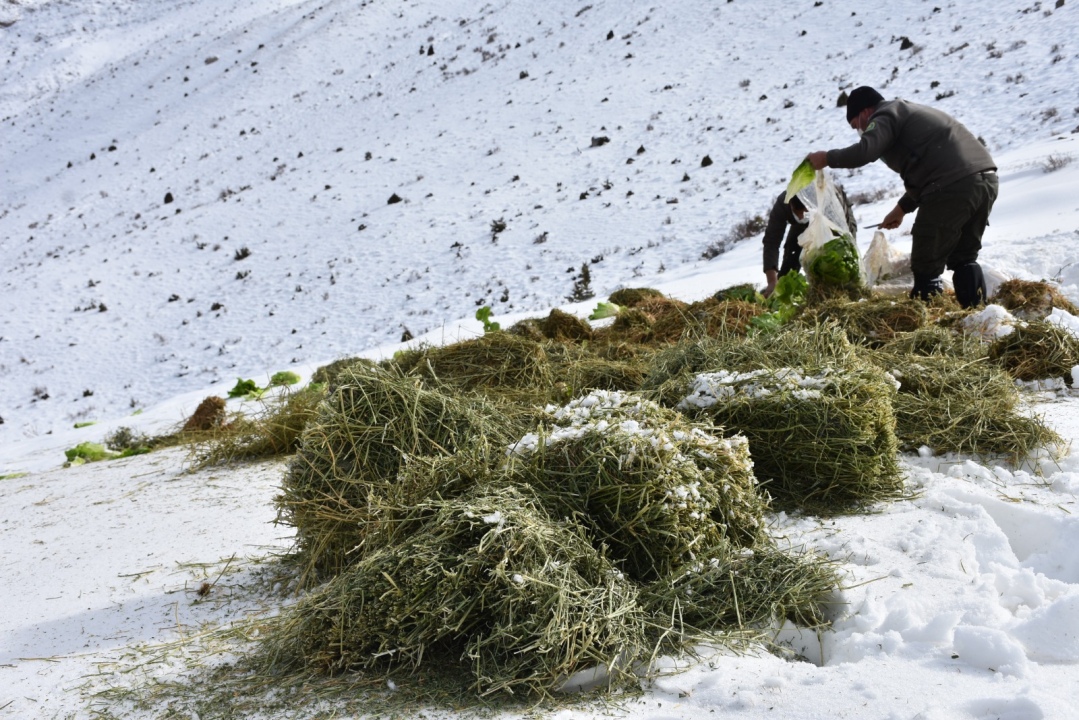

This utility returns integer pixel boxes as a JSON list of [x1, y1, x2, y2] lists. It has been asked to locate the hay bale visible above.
[[311, 356, 375, 388], [540, 308, 593, 341], [801, 297, 929, 346], [878, 326, 982, 357], [506, 317, 546, 342], [691, 298, 766, 337], [506, 390, 766, 581], [992, 279, 1079, 320], [267, 484, 645, 697], [642, 324, 862, 407], [677, 362, 903, 514], [869, 351, 1062, 461], [561, 357, 647, 394], [640, 543, 839, 646], [608, 287, 665, 307], [278, 364, 507, 581], [406, 332, 553, 397], [182, 396, 227, 432], [194, 385, 326, 466], [988, 320, 1079, 381], [713, 283, 765, 304]]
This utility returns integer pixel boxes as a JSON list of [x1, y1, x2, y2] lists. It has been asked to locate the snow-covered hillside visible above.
[[3, 0, 1077, 438], [4, 2, 1079, 719]]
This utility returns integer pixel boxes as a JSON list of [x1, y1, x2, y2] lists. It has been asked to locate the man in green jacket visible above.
[[806, 86, 998, 308]]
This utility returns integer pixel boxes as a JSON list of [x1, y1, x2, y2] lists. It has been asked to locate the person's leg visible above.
[[910, 174, 981, 302], [947, 174, 998, 308]]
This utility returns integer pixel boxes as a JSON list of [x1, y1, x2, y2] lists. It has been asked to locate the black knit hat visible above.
[[846, 86, 884, 122]]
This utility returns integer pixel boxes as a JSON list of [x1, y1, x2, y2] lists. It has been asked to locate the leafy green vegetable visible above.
[[807, 235, 861, 286], [475, 305, 501, 333], [752, 272, 809, 334], [270, 371, 302, 387], [769, 269, 808, 308], [228, 378, 262, 399], [588, 301, 622, 320], [784, 158, 816, 203], [64, 442, 118, 464]]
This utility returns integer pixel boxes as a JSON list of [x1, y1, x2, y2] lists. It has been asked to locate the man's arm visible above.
[[762, 194, 788, 296]]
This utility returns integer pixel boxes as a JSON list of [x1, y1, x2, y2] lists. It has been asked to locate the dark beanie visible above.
[[846, 86, 884, 122]]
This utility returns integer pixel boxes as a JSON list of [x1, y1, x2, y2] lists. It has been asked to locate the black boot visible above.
[[952, 262, 987, 309], [910, 273, 944, 302]]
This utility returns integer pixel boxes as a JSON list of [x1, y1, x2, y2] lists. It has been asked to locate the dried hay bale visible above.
[[601, 307, 657, 344], [540, 308, 593, 341], [806, 280, 870, 306], [801, 297, 929, 346], [988, 320, 1079, 382], [404, 332, 553, 396], [506, 390, 766, 581], [182, 395, 227, 432], [877, 326, 983, 357], [506, 317, 546, 342], [266, 484, 645, 697], [691, 298, 766, 337], [677, 362, 903, 514], [713, 283, 765, 304], [642, 324, 862, 406], [193, 385, 326, 467], [869, 351, 1061, 461], [562, 357, 648, 393], [278, 364, 508, 581], [608, 287, 665, 307], [641, 543, 839, 646], [311, 357, 375, 388], [992, 279, 1079, 320]]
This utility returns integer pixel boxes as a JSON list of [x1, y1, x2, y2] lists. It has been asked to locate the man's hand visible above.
[[807, 151, 829, 171], [763, 269, 778, 298], [880, 205, 906, 230]]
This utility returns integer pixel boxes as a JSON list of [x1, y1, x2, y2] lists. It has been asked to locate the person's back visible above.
[[828, 98, 995, 212]]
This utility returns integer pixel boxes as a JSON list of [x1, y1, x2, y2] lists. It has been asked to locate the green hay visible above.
[[311, 356, 376, 388], [640, 543, 839, 648], [988, 320, 1079, 382], [713, 283, 765, 304], [561, 357, 648, 393], [877, 325, 982, 357], [642, 323, 863, 407], [608, 287, 665, 307], [801, 296, 929, 347], [506, 390, 766, 581], [540, 308, 593, 342], [868, 349, 1062, 461], [278, 364, 511, 583], [506, 317, 547, 342], [393, 332, 554, 400], [991, 278, 1079, 320], [264, 484, 645, 698], [677, 361, 902, 514], [193, 384, 326, 467], [646, 298, 765, 343]]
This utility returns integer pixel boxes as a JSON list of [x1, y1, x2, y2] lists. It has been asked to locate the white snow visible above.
[[3, 0, 1079, 718]]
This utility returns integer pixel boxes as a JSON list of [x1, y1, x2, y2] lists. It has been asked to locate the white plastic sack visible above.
[[796, 170, 864, 287], [862, 230, 911, 287]]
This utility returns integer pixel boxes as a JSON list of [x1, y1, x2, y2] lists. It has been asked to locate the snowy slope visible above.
[[3, 3, 1079, 717], [3, 0, 1078, 438]]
